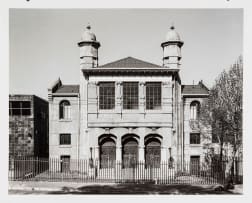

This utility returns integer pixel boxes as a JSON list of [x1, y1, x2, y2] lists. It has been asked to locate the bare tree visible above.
[[199, 56, 243, 183]]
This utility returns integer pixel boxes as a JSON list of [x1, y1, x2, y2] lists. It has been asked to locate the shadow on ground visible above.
[[48, 184, 236, 195]]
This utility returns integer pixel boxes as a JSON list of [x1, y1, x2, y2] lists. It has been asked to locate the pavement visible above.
[[8, 181, 243, 195]]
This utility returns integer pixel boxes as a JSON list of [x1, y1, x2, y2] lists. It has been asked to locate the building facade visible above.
[[48, 25, 210, 169], [9, 95, 49, 158]]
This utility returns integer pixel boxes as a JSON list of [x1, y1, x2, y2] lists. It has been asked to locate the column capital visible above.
[[139, 81, 145, 86], [88, 81, 97, 85], [162, 81, 171, 86], [116, 81, 122, 86]]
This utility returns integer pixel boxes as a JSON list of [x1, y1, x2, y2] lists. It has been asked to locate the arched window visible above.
[[190, 101, 200, 120], [59, 100, 71, 119]]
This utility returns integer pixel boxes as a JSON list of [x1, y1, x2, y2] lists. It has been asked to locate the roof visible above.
[[81, 25, 97, 42], [54, 85, 79, 94], [9, 94, 48, 103], [99, 57, 162, 68], [165, 26, 181, 41], [182, 81, 209, 95]]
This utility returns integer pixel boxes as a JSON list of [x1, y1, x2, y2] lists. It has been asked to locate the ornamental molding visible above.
[[115, 81, 122, 86]]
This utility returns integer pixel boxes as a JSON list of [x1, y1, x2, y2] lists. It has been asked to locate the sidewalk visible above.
[[8, 181, 243, 194], [228, 184, 243, 194], [9, 181, 116, 192]]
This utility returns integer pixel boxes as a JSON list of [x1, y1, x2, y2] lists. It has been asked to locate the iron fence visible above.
[[8, 157, 242, 185]]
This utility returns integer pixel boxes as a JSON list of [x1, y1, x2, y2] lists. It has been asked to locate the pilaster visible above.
[[139, 82, 145, 113]]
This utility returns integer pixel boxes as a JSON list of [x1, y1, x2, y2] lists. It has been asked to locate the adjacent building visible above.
[[48, 25, 210, 170], [9, 95, 49, 158]]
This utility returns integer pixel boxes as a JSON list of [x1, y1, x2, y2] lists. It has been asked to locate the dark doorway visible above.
[[145, 138, 161, 168], [122, 138, 138, 168], [60, 155, 70, 172], [190, 155, 200, 175], [100, 138, 116, 168]]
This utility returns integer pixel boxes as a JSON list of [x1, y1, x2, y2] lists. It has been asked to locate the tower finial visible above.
[[170, 22, 175, 30], [86, 23, 91, 30]]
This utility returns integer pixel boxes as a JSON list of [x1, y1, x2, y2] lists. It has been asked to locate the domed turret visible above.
[[78, 24, 100, 68], [165, 25, 181, 41], [161, 25, 184, 69], [81, 25, 97, 41]]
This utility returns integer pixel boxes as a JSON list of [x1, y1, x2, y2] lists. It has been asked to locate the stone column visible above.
[[138, 131, 145, 162], [161, 146, 168, 161], [116, 136, 122, 162], [139, 145, 145, 162], [94, 145, 99, 161]]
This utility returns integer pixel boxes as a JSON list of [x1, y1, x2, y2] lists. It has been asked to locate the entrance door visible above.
[[100, 138, 116, 168], [122, 138, 138, 168], [145, 138, 161, 168], [122, 138, 138, 181], [190, 156, 200, 175], [60, 155, 70, 173]]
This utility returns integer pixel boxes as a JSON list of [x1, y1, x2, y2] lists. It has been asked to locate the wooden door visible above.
[[122, 139, 138, 168], [190, 156, 200, 175], [100, 139, 116, 168], [60, 155, 70, 172], [145, 139, 161, 168]]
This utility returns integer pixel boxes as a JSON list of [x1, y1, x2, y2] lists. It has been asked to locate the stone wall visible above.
[[9, 95, 48, 158]]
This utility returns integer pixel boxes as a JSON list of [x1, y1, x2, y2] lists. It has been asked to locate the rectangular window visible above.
[[123, 82, 139, 109], [146, 82, 161, 110], [59, 134, 71, 145], [9, 101, 31, 116], [99, 82, 115, 109], [212, 133, 219, 143], [190, 133, 200, 144]]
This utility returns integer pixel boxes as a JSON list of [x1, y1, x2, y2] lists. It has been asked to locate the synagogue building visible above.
[[48, 25, 210, 170]]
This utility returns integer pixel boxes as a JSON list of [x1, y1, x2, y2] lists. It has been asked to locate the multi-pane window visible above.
[[123, 82, 139, 109], [146, 82, 162, 110], [99, 82, 115, 109], [9, 101, 31, 116], [190, 101, 200, 120], [59, 100, 71, 119], [190, 133, 200, 144], [59, 134, 71, 145]]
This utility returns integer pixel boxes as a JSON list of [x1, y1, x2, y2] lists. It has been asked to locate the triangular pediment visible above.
[[99, 56, 162, 68]]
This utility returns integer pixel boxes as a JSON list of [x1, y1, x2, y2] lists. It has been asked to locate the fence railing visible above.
[[8, 157, 242, 185]]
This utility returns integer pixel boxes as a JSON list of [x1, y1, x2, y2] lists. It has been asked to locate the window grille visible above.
[[59, 134, 71, 145], [123, 82, 139, 109], [99, 82, 115, 109], [146, 82, 161, 110]]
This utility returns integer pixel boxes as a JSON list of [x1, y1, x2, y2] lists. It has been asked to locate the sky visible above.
[[9, 9, 243, 100]]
